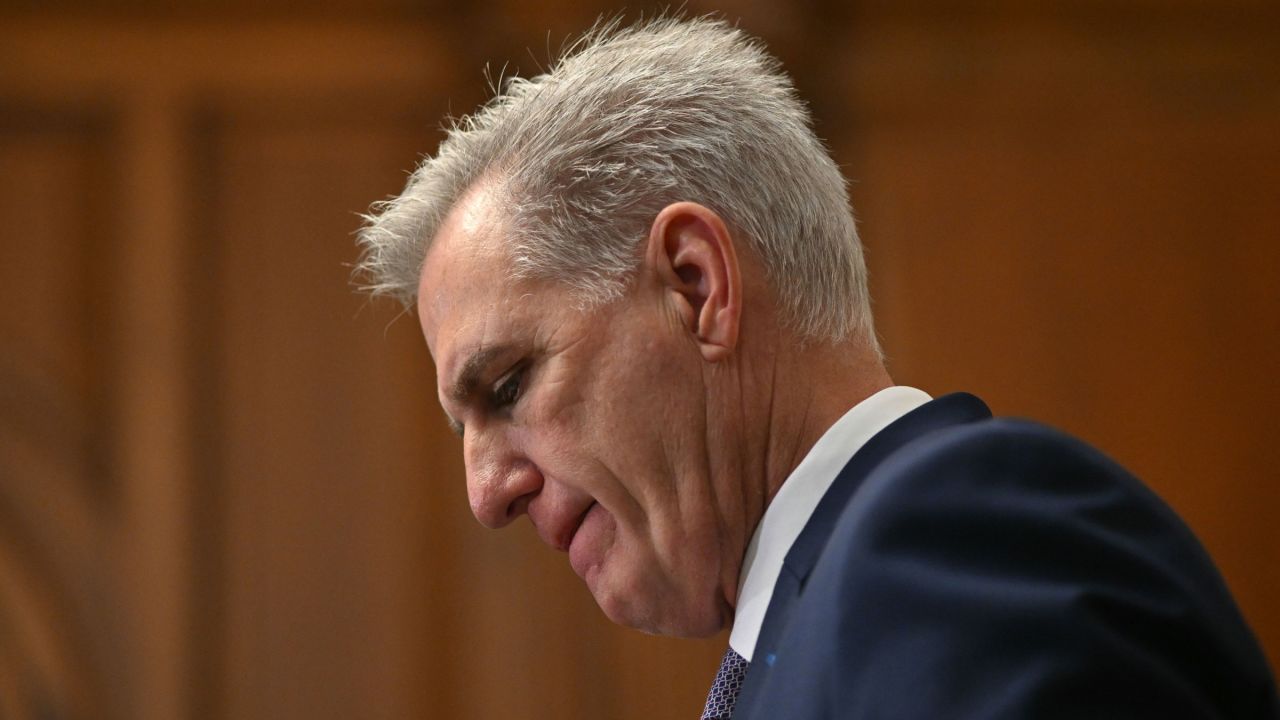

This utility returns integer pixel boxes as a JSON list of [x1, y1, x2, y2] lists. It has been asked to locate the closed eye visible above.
[[492, 365, 525, 410]]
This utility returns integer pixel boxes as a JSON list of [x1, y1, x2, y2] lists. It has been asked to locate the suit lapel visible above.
[[735, 392, 992, 712]]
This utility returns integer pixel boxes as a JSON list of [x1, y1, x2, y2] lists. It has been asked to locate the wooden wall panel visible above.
[[205, 108, 443, 720], [0, 108, 120, 719]]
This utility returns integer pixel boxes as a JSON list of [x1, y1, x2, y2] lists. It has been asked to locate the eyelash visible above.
[[492, 366, 525, 410]]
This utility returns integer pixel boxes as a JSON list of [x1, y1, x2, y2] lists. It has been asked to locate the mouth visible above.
[[565, 501, 596, 551], [531, 498, 608, 585], [568, 502, 606, 583], [543, 500, 596, 553]]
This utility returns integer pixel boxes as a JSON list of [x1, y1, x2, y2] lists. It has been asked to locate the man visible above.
[[356, 17, 1278, 719]]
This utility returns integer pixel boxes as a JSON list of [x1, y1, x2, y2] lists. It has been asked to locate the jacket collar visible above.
[[780, 392, 992, 583]]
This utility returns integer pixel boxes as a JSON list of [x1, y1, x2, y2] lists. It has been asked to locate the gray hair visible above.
[[356, 16, 878, 349]]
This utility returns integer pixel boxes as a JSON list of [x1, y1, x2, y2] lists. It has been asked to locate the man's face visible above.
[[417, 191, 733, 637]]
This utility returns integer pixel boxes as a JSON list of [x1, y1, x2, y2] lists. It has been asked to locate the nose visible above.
[[463, 425, 541, 529]]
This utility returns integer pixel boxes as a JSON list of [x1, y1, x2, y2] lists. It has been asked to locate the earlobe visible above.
[[646, 202, 742, 362]]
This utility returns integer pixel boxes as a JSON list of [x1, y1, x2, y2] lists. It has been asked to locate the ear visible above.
[[645, 201, 742, 362]]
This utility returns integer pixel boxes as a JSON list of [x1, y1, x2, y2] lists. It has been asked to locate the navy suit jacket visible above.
[[736, 393, 1278, 719]]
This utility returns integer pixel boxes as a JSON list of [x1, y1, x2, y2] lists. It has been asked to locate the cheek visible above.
[[511, 389, 601, 489], [592, 325, 698, 422], [527, 313, 706, 508], [593, 349, 709, 518], [613, 347, 705, 462]]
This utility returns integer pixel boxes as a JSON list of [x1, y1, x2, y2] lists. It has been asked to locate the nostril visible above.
[[507, 495, 533, 523]]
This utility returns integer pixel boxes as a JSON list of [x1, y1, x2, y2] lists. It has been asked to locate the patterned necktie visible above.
[[701, 646, 749, 719]]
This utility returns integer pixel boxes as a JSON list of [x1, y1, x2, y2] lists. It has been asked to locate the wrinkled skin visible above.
[[416, 186, 888, 636]]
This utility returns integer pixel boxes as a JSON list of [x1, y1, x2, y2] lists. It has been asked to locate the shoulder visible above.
[[839, 417, 1189, 557], [767, 417, 1278, 718], [864, 415, 1142, 503]]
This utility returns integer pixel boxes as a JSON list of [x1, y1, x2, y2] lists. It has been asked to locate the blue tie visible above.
[[701, 646, 749, 719]]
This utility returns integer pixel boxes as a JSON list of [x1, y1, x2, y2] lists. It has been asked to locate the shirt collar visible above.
[[727, 385, 932, 660]]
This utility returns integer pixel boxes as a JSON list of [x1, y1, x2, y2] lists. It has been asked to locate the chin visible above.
[[593, 578, 728, 638]]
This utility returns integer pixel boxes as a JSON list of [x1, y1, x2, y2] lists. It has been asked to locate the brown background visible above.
[[1, 1, 1276, 718]]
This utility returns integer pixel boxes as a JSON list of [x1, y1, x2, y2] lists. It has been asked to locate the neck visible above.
[[760, 339, 893, 505], [710, 331, 891, 612]]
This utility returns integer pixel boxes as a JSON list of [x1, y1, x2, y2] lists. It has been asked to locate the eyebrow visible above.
[[443, 343, 513, 437]]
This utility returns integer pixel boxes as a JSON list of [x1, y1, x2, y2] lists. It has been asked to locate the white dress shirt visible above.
[[728, 385, 933, 661]]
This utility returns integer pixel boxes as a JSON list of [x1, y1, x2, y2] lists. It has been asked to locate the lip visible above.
[[565, 502, 596, 551], [539, 500, 596, 553], [568, 502, 603, 581]]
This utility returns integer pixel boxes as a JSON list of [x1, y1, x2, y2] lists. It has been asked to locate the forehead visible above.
[[419, 189, 500, 338], [416, 186, 558, 381], [417, 187, 505, 342]]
